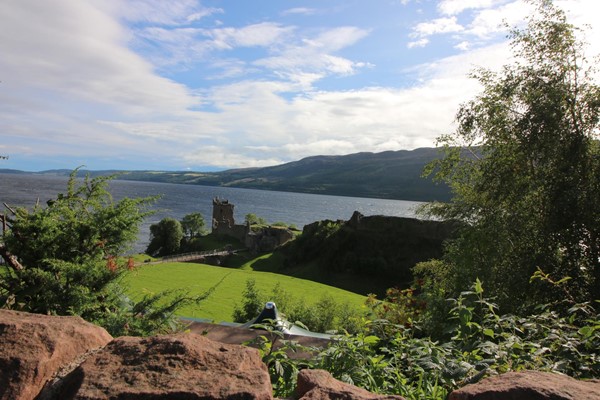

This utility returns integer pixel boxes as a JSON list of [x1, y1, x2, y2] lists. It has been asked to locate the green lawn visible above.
[[123, 262, 367, 323]]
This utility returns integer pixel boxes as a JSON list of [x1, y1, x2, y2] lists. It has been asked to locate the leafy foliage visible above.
[[421, 0, 600, 311], [0, 170, 208, 336], [365, 285, 427, 328], [146, 217, 184, 257], [232, 279, 364, 333], [244, 213, 267, 226], [180, 212, 206, 239], [247, 320, 312, 398], [232, 278, 265, 323], [279, 217, 453, 296], [146, 212, 209, 255], [258, 280, 599, 399], [4, 173, 150, 266]]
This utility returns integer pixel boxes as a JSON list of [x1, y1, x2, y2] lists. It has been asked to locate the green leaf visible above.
[[362, 335, 380, 345], [474, 278, 483, 295], [482, 328, 495, 338], [578, 325, 597, 338]]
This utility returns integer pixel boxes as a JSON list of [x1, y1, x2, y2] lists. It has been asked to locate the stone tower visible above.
[[212, 198, 235, 232]]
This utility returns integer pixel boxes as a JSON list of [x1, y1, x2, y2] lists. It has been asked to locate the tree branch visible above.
[[3, 202, 17, 215], [0, 244, 24, 271]]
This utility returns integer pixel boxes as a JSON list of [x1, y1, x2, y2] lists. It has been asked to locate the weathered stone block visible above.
[[0, 309, 112, 400]]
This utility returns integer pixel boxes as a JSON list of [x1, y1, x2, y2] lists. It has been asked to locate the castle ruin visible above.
[[211, 198, 294, 253], [212, 198, 235, 231]]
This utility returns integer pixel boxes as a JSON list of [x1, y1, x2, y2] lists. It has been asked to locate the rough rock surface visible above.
[[295, 369, 405, 400], [448, 370, 600, 400], [55, 332, 273, 400], [9, 311, 598, 400], [0, 309, 113, 400]]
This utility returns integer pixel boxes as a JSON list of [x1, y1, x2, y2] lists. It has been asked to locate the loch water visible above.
[[0, 173, 423, 253]]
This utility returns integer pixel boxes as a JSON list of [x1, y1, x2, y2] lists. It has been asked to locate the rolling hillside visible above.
[[2, 147, 451, 202]]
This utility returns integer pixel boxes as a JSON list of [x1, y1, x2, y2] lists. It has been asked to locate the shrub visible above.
[[232, 279, 364, 333], [259, 279, 599, 399], [0, 170, 210, 336]]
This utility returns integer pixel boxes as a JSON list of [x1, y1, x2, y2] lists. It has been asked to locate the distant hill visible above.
[[0, 148, 451, 202]]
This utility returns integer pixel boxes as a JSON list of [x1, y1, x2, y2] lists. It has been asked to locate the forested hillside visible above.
[[2, 147, 450, 202]]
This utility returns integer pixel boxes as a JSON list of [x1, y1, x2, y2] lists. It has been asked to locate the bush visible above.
[[232, 279, 364, 333], [261, 279, 599, 399], [0, 170, 209, 336], [232, 279, 265, 323]]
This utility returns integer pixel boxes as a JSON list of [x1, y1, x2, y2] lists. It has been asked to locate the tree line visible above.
[[145, 212, 296, 257], [145, 213, 207, 257]]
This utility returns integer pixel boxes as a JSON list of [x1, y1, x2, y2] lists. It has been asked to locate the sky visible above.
[[1, 0, 599, 172]]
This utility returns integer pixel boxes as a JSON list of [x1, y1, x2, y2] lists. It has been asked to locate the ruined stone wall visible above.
[[245, 226, 294, 253]]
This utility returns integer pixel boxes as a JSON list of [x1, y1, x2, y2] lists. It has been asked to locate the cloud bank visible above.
[[0, 0, 598, 170]]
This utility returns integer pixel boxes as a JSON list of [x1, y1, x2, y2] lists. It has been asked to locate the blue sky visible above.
[[1, 0, 598, 171]]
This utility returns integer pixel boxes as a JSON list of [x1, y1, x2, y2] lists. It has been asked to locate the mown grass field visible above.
[[123, 261, 367, 323]]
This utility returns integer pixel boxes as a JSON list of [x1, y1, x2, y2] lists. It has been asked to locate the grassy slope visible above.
[[123, 261, 366, 323], [238, 252, 394, 297]]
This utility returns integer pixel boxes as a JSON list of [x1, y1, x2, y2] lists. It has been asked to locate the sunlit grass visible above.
[[123, 261, 366, 323]]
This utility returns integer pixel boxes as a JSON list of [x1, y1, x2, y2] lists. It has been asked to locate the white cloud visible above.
[[409, 1, 532, 48], [311, 26, 371, 51], [454, 41, 471, 50], [97, 0, 222, 25], [438, 0, 503, 16], [452, 0, 598, 45], [96, 41, 501, 168], [254, 27, 371, 86], [466, 1, 530, 38], [182, 146, 282, 168], [281, 7, 317, 16], [204, 59, 251, 80], [408, 38, 430, 48], [412, 16, 464, 37], [133, 23, 295, 68], [0, 0, 512, 170], [133, 22, 369, 85], [0, 0, 195, 116], [209, 22, 295, 49], [3, 0, 598, 172], [187, 9, 223, 23]]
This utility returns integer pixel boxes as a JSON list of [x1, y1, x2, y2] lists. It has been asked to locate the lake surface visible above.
[[0, 173, 423, 253]]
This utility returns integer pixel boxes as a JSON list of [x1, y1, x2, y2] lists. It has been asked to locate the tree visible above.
[[422, 0, 600, 311], [245, 213, 266, 225], [181, 212, 206, 239], [0, 170, 199, 336], [146, 217, 184, 257]]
